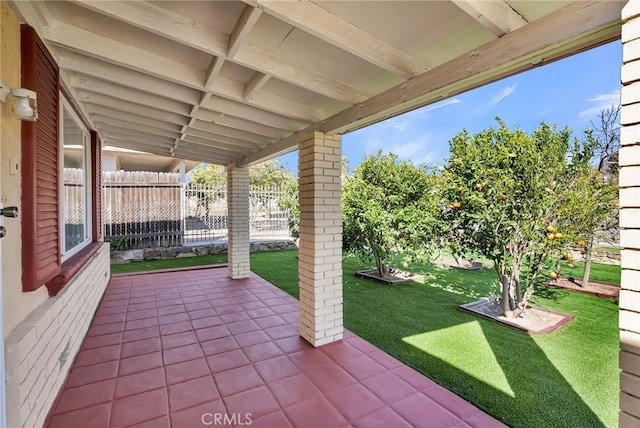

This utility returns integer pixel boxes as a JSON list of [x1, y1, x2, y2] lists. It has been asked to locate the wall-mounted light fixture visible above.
[[0, 79, 38, 121]]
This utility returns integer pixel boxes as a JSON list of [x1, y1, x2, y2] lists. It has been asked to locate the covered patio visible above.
[[46, 267, 504, 428], [1, 1, 638, 427]]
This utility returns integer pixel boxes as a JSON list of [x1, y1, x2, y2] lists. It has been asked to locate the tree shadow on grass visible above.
[[251, 251, 614, 427], [342, 260, 611, 427]]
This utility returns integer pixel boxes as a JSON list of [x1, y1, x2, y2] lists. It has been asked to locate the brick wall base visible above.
[[4, 243, 111, 428]]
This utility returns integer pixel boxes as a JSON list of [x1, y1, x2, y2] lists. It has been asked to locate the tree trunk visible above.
[[376, 258, 390, 278], [582, 235, 595, 288], [500, 274, 513, 318]]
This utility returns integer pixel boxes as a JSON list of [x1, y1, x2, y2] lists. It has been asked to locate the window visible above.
[[61, 101, 91, 258]]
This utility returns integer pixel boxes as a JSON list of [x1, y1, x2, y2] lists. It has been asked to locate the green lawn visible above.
[[558, 260, 621, 285], [111, 253, 227, 275], [251, 250, 620, 428]]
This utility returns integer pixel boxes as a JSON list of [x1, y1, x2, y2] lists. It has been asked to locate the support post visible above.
[[619, 2, 640, 425], [227, 166, 250, 279], [297, 131, 343, 346]]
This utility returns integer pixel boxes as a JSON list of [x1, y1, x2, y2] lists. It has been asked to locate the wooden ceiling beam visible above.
[[171, 147, 237, 165], [94, 117, 180, 138], [96, 122, 180, 141], [228, 5, 263, 58], [244, 72, 271, 101], [248, 0, 426, 79], [184, 132, 265, 152], [199, 96, 308, 131], [100, 129, 176, 146], [236, 0, 623, 167], [67, 73, 191, 116], [189, 122, 272, 147], [452, 0, 527, 37], [233, 44, 367, 103], [68, 1, 366, 104], [57, 53, 201, 105], [70, 0, 228, 56], [86, 108, 182, 133], [78, 92, 188, 126], [195, 114, 288, 139]]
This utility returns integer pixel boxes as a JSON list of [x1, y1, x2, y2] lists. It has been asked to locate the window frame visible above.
[[59, 96, 93, 261]]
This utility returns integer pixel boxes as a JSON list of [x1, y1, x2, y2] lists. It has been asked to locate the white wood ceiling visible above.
[[10, 1, 624, 167]]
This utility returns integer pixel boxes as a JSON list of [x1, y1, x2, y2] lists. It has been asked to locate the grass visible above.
[[110, 253, 227, 275], [595, 246, 621, 254], [250, 250, 619, 428], [558, 260, 621, 285]]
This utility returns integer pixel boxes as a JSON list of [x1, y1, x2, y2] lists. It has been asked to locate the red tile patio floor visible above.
[[46, 267, 506, 428]]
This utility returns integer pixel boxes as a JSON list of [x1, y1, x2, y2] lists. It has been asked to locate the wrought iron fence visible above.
[[103, 173, 295, 250]]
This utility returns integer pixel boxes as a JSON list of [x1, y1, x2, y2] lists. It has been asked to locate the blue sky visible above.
[[277, 41, 621, 172]]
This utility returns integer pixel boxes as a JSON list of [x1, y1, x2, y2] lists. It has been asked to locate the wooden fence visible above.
[[103, 171, 183, 249], [102, 171, 295, 250]]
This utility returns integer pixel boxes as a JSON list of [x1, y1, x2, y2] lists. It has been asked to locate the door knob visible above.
[[0, 206, 18, 218]]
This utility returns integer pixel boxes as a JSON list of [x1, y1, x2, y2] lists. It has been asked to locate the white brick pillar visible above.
[[620, 2, 640, 426], [298, 132, 343, 347], [227, 167, 250, 279]]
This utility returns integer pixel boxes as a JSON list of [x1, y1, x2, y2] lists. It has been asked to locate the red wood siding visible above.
[[21, 25, 61, 292]]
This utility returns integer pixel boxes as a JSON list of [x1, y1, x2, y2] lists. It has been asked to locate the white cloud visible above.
[[406, 98, 462, 119], [487, 84, 517, 109], [389, 119, 409, 131], [579, 89, 620, 120]]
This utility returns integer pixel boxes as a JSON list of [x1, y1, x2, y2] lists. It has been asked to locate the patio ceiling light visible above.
[[0, 79, 38, 121]]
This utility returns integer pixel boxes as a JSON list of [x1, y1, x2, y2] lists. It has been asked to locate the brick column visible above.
[[227, 167, 250, 279], [298, 132, 343, 347], [620, 2, 640, 426]]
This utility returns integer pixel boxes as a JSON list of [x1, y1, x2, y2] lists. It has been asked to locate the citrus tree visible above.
[[570, 106, 620, 286], [343, 151, 439, 278], [439, 120, 592, 317]]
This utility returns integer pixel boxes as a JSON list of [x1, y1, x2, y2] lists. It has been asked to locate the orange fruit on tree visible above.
[[566, 253, 573, 260], [613, 201, 620, 207], [576, 239, 585, 247], [546, 225, 555, 233], [547, 234, 555, 241], [548, 271, 558, 279], [475, 183, 483, 190], [452, 202, 461, 208], [500, 194, 508, 200], [554, 232, 563, 239], [567, 262, 575, 269]]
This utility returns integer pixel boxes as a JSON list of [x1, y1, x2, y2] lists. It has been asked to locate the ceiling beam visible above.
[[452, 0, 527, 37], [249, 0, 426, 79], [70, 0, 228, 56], [47, 21, 206, 89], [233, 44, 367, 104], [189, 122, 272, 147], [87, 108, 183, 133], [244, 72, 271, 101], [200, 96, 308, 131], [78, 92, 188, 126], [236, 0, 623, 167], [228, 5, 263, 58], [67, 73, 191, 116], [184, 132, 265, 152], [67, 1, 367, 105], [101, 129, 176, 146], [57, 52, 201, 105], [53, 33, 326, 123], [96, 122, 180, 140], [194, 114, 287, 139]]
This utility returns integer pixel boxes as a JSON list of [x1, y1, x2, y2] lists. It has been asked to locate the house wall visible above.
[[1, 0, 49, 337], [620, 1, 640, 426], [4, 244, 110, 428], [2, 3, 112, 427]]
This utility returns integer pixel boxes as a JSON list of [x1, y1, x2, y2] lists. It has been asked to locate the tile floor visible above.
[[46, 267, 506, 428]]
